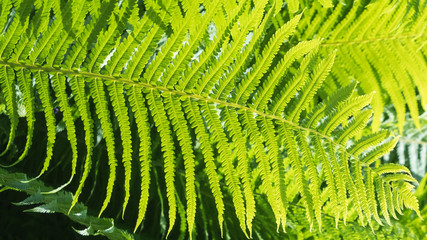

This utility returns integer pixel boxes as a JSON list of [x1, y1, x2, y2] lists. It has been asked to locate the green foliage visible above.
[[0, 0, 425, 239], [293, 0, 427, 132], [383, 110, 427, 180], [0, 167, 133, 240]]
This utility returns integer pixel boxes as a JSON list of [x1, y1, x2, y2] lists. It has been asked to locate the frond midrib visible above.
[[0, 59, 378, 168], [320, 33, 426, 46], [399, 138, 427, 146]]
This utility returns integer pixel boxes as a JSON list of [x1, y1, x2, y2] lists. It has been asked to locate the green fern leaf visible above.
[[127, 85, 152, 232], [107, 81, 133, 217], [184, 98, 225, 236], [0, 66, 17, 157], [165, 94, 197, 238], [146, 89, 177, 236], [89, 78, 117, 217], [0, 1, 423, 238]]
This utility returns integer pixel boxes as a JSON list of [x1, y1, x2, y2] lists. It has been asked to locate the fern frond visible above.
[[314, 136, 339, 227], [33, 72, 56, 178], [160, 0, 223, 88], [89, 78, 117, 217], [321, 92, 374, 135], [0, 66, 17, 157], [68, 76, 94, 213], [165, 94, 197, 238], [195, 0, 266, 95], [366, 168, 382, 225], [177, 0, 247, 91], [305, 81, 357, 130], [353, 159, 373, 229], [287, 51, 336, 123], [253, 39, 320, 111], [233, 13, 302, 104], [0, 1, 422, 238], [295, 0, 427, 131], [142, 3, 192, 84], [270, 49, 316, 115], [146, 89, 177, 236], [349, 130, 391, 157], [12, 69, 34, 164], [51, 73, 78, 186], [46, 1, 86, 67], [261, 116, 288, 232], [327, 142, 348, 224], [184, 98, 224, 236], [361, 137, 399, 165], [107, 81, 133, 217], [297, 130, 322, 230], [280, 124, 316, 230], [213, 0, 272, 99], [64, 1, 116, 70], [375, 164, 412, 176], [376, 176, 392, 225], [242, 111, 282, 230], [221, 106, 256, 237], [201, 102, 247, 237], [105, 12, 152, 77], [128, 85, 151, 232], [336, 110, 373, 144], [0, 0, 12, 32]]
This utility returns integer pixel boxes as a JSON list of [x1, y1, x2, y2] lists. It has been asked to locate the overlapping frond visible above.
[[0, 0, 421, 238], [294, 0, 427, 132], [383, 110, 427, 180]]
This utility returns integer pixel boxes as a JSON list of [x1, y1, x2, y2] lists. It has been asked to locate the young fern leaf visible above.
[[376, 176, 392, 225], [177, 0, 247, 91], [270, 49, 316, 115], [160, 0, 223, 88], [336, 110, 373, 144], [328, 142, 348, 224], [305, 81, 357, 129], [353, 159, 373, 229], [340, 149, 365, 226], [142, 3, 192, 84], [213, 0, 273, 99], [366, 168, 382, 225]]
